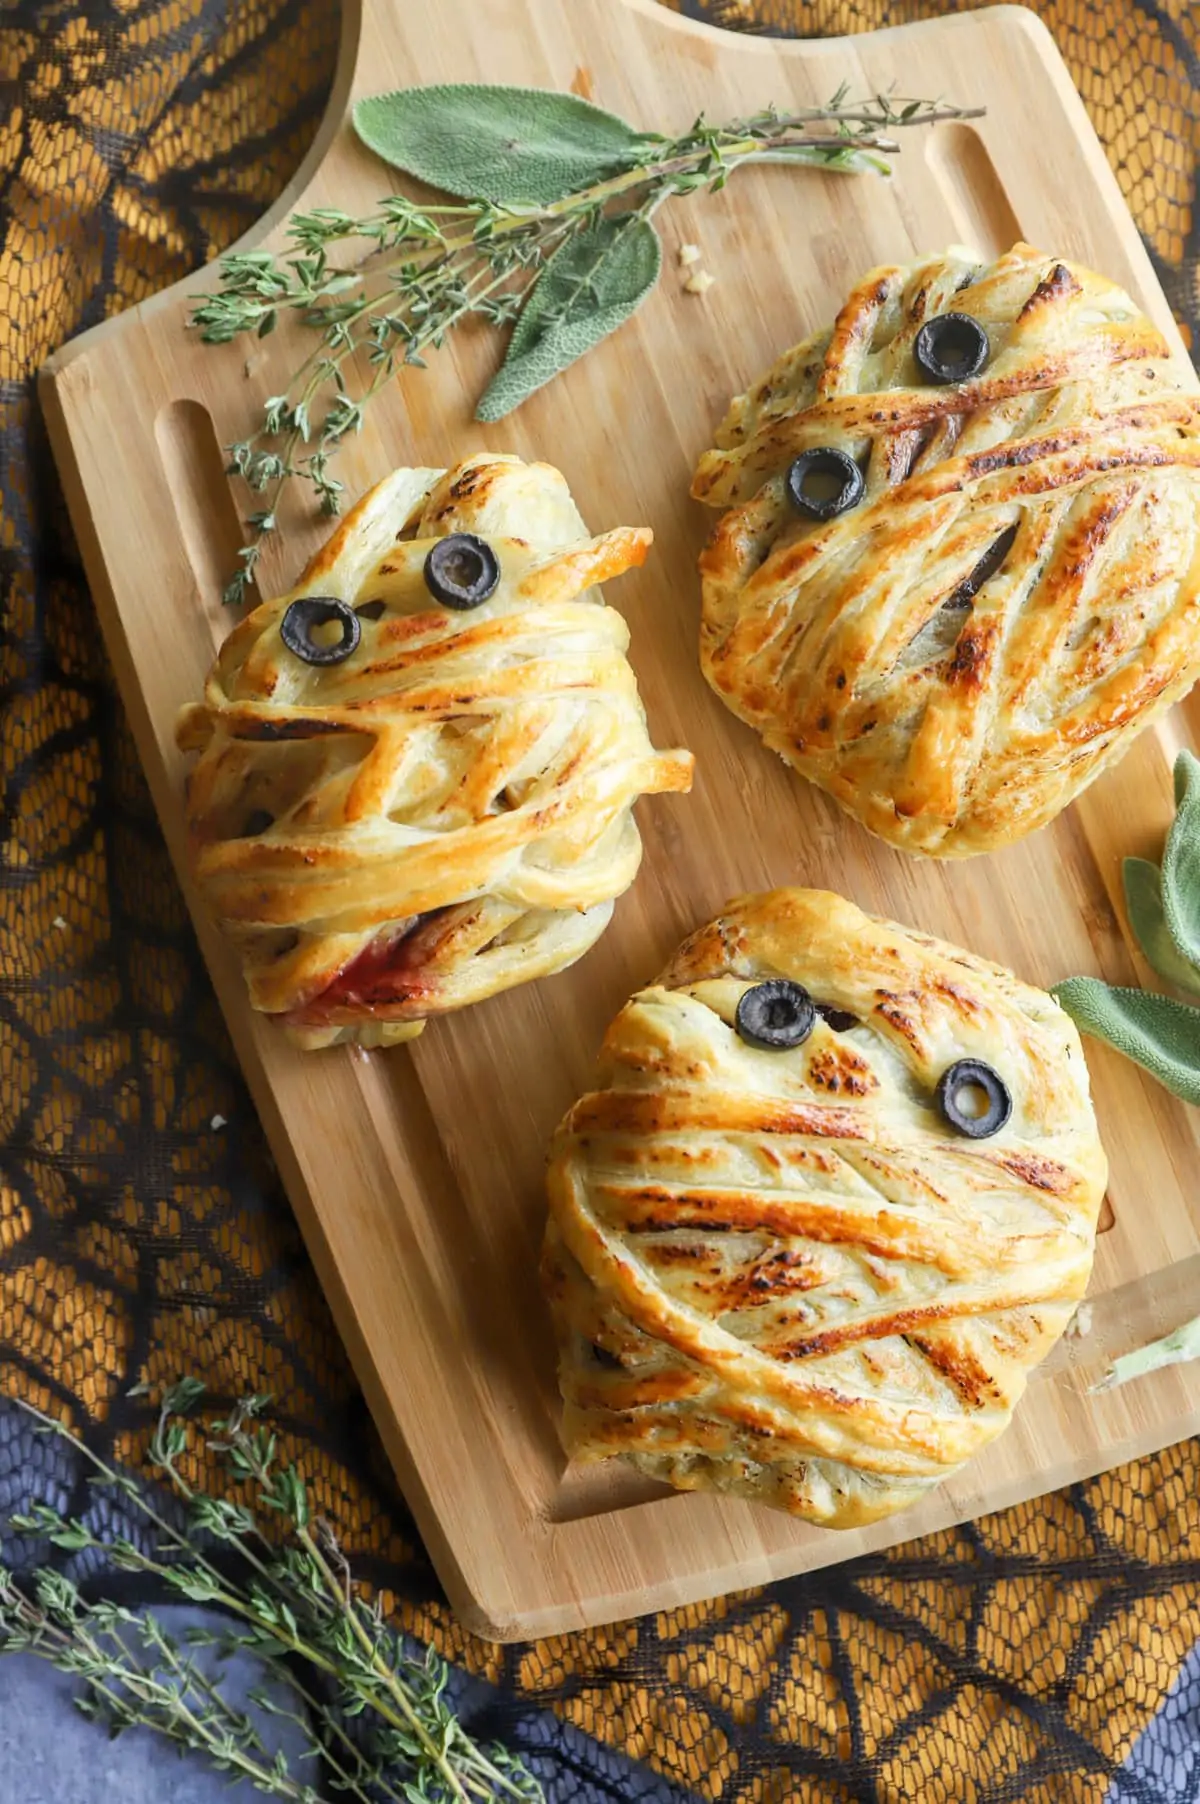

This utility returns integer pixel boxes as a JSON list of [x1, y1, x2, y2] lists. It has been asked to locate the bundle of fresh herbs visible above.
[[191, 82, 981, 605], [0, 1383, 540, 1803]]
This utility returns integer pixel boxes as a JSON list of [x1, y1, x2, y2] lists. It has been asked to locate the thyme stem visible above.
[[0, 1386, 540, 1804], [193, 90, 983, 606]]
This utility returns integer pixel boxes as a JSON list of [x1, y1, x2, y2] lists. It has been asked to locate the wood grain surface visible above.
[[39, 0, 1200, 1640]]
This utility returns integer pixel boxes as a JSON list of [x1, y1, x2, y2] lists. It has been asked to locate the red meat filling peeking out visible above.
[[285, 914, 435, 1026]]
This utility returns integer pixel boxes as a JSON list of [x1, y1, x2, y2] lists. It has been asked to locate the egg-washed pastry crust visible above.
[[692, 242, 1200, 857], [543, 888, 1107, 1528], [176, 454, 693, 1049]]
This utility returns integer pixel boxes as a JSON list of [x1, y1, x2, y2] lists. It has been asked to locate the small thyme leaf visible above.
[[193, 82, 983, 600], [162, 1376, 207, 1415]]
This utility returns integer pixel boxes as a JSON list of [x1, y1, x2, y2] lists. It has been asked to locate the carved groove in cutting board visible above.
[[925, 123, 1024, 258], [154, 399, 255, 626]]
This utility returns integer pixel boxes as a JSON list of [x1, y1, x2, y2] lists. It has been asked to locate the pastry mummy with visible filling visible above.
[[176, 453, 694, 1048], [543, 888, 1107, 1527], [692, 242, 1200, 857]]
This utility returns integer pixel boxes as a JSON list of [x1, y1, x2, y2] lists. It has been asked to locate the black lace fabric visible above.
[[3, 1, 1200, 1799]]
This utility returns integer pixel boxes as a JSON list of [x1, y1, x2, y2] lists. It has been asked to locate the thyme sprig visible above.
[[0, 1382, 540, 1804], [193, 85, 983, 605]]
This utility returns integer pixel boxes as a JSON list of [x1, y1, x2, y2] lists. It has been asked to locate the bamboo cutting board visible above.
[[39, 0, 1200, 1640]]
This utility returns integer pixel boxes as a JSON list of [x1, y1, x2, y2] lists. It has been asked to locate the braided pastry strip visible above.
[[692, 243, 1200, 856], [543, 890, 1107, 1528], [177, 454, 693, 1049]]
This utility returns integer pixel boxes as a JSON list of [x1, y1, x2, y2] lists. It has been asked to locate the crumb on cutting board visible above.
[[1065, 1302, 1093, 1340], [683, 269, 715, 297], [677, 243, 701, 267]]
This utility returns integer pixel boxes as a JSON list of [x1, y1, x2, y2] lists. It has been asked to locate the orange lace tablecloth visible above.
[[3, 1, 1200, 1799]]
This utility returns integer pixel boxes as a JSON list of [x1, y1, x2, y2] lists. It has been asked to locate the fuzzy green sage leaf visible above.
[[200, 87, 984, 598], [353, 84, 654, 205], [1161, 748, 1200, 972], [476, 213, 661, 420], [1052, 977, 1200, 1105], [1122, 855, 1200, 997]]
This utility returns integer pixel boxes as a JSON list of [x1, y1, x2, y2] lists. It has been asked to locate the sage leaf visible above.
[[353, 84, 654, 206], [1161, 748, 1200, 971], [1052, 976, 1200, 1104], [1123, 856, 1200, 996], [476, 214, 661, 421]]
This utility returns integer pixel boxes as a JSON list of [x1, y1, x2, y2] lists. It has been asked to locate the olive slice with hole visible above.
[[785, 447, 864, 521], [279, 595, 361, 665], [423, 533, 501, 610], [914, 312, 990, 385], [935, 1059, 1012, 1139], [735, 980, 816, 1051]]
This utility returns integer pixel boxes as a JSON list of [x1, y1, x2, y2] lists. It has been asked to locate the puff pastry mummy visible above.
[[692, 242, 1200, 857], [176, 454, 693, 1048], [543, 889, 1107, 1527]]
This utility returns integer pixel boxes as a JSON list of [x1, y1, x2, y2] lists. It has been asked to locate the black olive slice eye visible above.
[[914, 312, 990, 385], [423, 533, 501, 610], [735, 980, 816, 1051], [935, 1059, 1012, 1139], [785, 448, 864, 521], [354, 599, 387, 621], [280, 596, 361, 666]]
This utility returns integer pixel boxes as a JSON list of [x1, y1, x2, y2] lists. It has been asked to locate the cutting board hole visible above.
[[155, 398, 258, 622], [925, 124, 1023, 260]]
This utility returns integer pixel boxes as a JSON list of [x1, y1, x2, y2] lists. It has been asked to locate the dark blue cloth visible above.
[[0, 1396, 693, 1803]]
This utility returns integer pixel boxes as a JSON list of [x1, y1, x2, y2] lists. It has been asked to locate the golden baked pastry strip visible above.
[[544, 889, 1108, 1527]]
